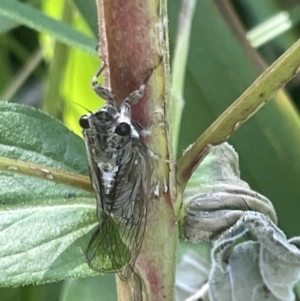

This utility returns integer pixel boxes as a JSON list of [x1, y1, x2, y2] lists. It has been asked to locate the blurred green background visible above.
[[0, 0, 300, 300]]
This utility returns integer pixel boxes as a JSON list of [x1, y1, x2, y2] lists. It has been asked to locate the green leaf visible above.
[[39, 0, 101, 132], [236, 1, 300, 51], [0, 15, 18, 33], [0, 102, 97, 286], [62, 47, 103, 137], [0, 102, 90, 206], [0, 205, 98, 287], [60, 275, 117, 301], [0, 103, 125, 286], [72, 0, 98, 37], [0, 0, 97, 54], [169, 1, 300, 237], [0, 102, 88, 174]]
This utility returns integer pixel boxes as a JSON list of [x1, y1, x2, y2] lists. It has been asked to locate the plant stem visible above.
[[95, 0, 177, 300], [0, 156, 92, 192], [177, 38, 300, 193]]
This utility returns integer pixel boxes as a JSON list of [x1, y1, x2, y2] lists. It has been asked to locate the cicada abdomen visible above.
[[79, 62, 157, 280]]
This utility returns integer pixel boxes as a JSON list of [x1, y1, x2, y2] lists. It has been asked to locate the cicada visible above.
[[79, 62, 156, 280]]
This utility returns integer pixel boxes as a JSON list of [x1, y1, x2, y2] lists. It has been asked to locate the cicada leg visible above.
[[92, 63, 117, 107]]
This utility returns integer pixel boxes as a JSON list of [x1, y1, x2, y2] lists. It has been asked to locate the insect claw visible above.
[[95, 62, 107, 78], [142, 57, 163, 86], [92, 62, 117, 105]]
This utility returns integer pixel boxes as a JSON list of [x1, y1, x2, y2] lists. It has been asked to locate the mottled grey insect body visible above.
[[82, 101, 147, 222], [79, 62, 157, 280]]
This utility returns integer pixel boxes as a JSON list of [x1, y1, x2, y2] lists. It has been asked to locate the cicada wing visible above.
[[82, 129, 105, 215], [124, 270, 144, 301], [83, 130, 151, 279], [83, 130, 137, 274], [86, 213, 130, 273], [114, 143, 151, 280]]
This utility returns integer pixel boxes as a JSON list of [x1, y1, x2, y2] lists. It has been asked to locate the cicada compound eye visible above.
[[79, 115, 90, 129], [115, 122, 131, 136]]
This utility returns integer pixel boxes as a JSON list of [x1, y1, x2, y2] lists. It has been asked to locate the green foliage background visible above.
[[0, 0, 300, 300]]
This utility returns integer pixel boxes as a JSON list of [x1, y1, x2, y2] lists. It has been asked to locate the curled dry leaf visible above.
[[180, 143, 300, 301], [182, 142, 277, 242]]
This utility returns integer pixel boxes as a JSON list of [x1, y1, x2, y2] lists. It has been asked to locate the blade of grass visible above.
[[171, 0, 197, 156], [0, 48, 44, 101], [0, 0, 96, 54]]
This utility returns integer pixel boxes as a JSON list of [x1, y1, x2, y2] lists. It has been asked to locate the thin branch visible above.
[[0, 156, 93, 192], [95, 0, 176, 300], [177, 38, 300, 192]]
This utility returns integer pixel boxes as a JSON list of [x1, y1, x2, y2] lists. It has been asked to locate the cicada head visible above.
[[79, 102, 139, 168]]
